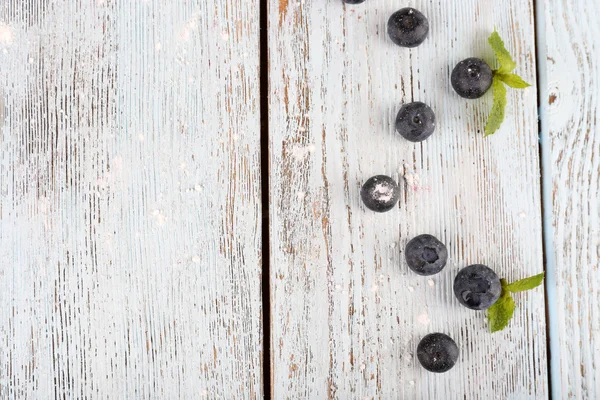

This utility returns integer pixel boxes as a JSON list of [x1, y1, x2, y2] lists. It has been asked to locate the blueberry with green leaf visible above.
[[453, 264, 502, 310], [451, 58, 493, 99], [488, 272, 545, 332], [450, 30, 530, 136]]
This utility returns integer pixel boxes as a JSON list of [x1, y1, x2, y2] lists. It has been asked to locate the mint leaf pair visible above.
[[485, 30, 531, 136], [488, 272, 545, 332]]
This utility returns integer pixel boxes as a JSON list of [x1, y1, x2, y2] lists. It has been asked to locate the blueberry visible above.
[[451, 58, 493, 99], [453, 264, 502, 310], [360, 175, 400, 213], [417, 333, 459, 373], [343, 0, 365, 3], [405, 234, 448, 275], [387, 8, 429, 48], [395, 102, 436, 142]]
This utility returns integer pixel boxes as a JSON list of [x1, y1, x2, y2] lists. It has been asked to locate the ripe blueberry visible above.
[[405, 234, 448, 276], [343, 0, 365, 3], [417, 333, 459, 373], [360, 175, 400, 213], [387, 8, 429, 48], [451, 58, 493, 99], [395, 102, 436, 142], [453, 264, 502, 310]]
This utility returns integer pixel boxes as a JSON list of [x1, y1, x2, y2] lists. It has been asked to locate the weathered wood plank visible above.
[[541, 0, 600, 397], [268, 0, 547, 398], [0, 1, 262, 398]]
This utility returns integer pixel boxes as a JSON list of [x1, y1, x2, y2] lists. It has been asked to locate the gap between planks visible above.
[[533, 0, 557, 398], [259, 0, 273, 398]]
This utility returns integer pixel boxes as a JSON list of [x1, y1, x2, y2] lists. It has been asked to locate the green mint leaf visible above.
[[484, 77, 507, 136], [497, 73, 531, 89], [488, 30, 516, 74], [506, 272, 545, 293], [488, 291, 516, 333]]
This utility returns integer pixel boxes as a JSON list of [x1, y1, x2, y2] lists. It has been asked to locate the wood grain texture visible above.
[[542, 0, 600, 397], [0, 1, 262, 398], [268, 0, 547, 398]]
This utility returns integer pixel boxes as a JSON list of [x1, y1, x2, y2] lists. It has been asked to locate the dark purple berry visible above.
[[395, 102, 436, 142], [417, 333, 459, 373], [360, 175, 400, 213], [453, 264, 502, 310], [387, 8, 429, 48], [451, 58, 493, 99], [405, 234, 448, 276]]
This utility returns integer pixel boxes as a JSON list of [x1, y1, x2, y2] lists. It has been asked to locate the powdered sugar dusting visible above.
[[402, 163, 420, 190], [373, 182, 393, 202]]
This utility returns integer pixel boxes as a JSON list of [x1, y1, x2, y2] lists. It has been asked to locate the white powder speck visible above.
[[360, 364, 366, 370], [178, 19, 198, 41], [519, 212, 527, 218], [296, 191, 306, 198], [221, 31, 229, 40], [152, 209, 160, 216], [335, 284, 341, 291], [232, 134, 239, 142], [380, 274, 385, 280], [389, 242, 397, 248], [28, 57, 34, 63], [403, 163, 420, 189], [138, 133, 145, 141], [417, 312, 430, 325], [195, 184, 202, 192], [428, 279, 435, 287], [179, 162, 187, 170], [0, 24, 14, 45], [291, 145, 315, 160], [155, 42, 162, 51], [371, 284, 378, 292], [192, 255, 200, 263], [409, 380, 415, 386], [407, 286, 414, 292]]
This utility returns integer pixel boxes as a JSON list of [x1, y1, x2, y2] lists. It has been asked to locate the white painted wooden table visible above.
[[0, 0, 597, 399]]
